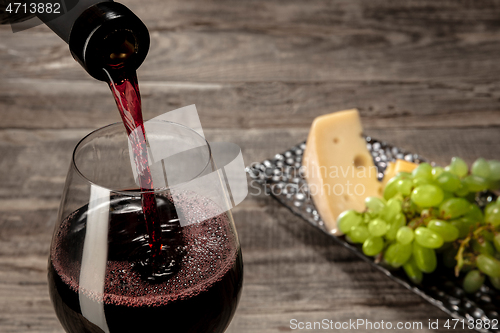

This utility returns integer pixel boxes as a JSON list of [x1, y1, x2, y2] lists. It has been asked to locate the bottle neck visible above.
[[1, 0, 149, 81], [39, 1, 149, 81]]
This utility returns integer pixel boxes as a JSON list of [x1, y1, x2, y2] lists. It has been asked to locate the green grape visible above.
[[464, 219, 478, 236], [450, 217, 476, 238], [439, 198, 471, 220], [442, 246, 457, 268], [413, 242, 437, 273], [411, 184, 444, 208], [471, 239, 495, 256], [454, 181, 469, 197], [462, 216, 480, 232], [365, 196, 386, 213], [449, 157, 468, 178], [349, 225, 370, 243], [380, 198, 402, 222], [384, 242, 412, 268], [488, 160, 500, 181], [383, 177, 400, 200], [485, 202, 497, 215], [490, 276, 500, 290], [385, 213, 406, 240], [412, 162, 433, 181], [338, 210, 362, 234], [412, 177, 433, 188], [465, 204, 483, 222], [368, 218, 389, 237], [485, 203, 500, 227], [389, 197, 403, 209], [442, 191, 454, 202], [363, 236, 384, 256], [383, 171, 413, 200], [494, 233, 500, 252], [396, 179, 412, 196], [432, 166, 444, 179], [463, 175, 489, 192], [436, 172, 461, 192], [472, 158, 491, 179], [427, 219, 459, 242], [462, 270, 485, 293], [449, 219, 465, 237], [396, 226, 414, 245], [476, 254, 500, 278], [365, 211, 380, 220], [396, 171, 413, 178], [403, 256, 423, 284], [414, 227, 444, 249]]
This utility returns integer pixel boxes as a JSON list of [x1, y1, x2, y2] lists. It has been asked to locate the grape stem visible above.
[[454, 224, 497, 277], [455, 237, 471, 277]]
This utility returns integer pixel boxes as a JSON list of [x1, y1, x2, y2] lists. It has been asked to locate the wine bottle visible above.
[[0, 0, 149, 81]]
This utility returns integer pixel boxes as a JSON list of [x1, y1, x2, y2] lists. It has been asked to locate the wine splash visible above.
[[104, 69, 163, 263]]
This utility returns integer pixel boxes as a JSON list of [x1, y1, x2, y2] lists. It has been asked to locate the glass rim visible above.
[[71, 120, 212, 196]]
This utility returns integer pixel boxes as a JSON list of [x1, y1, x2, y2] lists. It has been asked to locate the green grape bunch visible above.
[[337, 157, 500, 292]]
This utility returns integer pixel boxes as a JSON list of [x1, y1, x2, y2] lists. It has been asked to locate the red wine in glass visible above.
[[48, 195, 243, 332]]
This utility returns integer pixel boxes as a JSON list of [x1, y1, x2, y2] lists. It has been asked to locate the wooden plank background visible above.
[[1, 0, 500, 332]]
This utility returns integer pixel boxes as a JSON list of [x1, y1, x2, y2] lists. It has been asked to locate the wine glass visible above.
[[48, 120, 243, 333]]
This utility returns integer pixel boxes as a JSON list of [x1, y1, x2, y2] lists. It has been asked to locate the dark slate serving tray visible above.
[[246, 137, 500, 333]]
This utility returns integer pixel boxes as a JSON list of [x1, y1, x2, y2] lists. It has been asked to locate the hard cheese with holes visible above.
[[302, 109, 382, 235]]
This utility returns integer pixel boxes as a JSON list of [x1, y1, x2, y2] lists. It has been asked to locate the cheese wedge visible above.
[[302, 109, 382, 235], [383, 159, 418, 186]]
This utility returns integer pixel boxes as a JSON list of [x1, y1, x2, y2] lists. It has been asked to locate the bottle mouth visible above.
[[105, 30, 137, 68], [69, 2, 150, 81]]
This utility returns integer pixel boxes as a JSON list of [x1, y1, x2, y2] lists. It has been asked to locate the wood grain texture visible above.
[[2, 78, 500, 130], [2, 0, 500, 332], [2, 0, 500, 129], [3, 0, 500, 83]]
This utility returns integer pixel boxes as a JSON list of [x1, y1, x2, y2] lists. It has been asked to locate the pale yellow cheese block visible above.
[[302, 109, 382, 235], [382, 159, 418, 186]]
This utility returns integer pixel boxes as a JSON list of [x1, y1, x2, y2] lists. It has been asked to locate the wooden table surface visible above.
[[2, 1, 500, 332]]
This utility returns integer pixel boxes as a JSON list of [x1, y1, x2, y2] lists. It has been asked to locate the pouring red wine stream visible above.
[[104, 69, 163, 260]]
